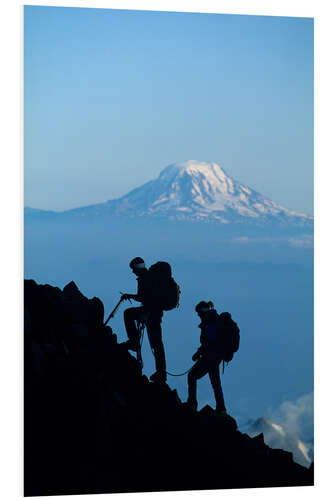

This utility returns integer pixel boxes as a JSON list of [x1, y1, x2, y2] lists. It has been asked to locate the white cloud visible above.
[[264, 392, 314, 465], [231, 234, 314, 249], [268, 392, 314, 442], [232, 235, 278, 244], [288, 235, 314, 248]]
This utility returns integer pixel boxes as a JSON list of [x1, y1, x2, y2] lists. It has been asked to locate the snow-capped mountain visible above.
[[29, 161, 313, 225], [246, 417, 312, 468]]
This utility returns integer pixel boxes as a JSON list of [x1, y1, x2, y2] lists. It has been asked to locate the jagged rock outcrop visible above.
[[24, 279, 314, 496]]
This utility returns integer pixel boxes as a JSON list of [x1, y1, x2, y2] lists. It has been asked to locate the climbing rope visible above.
[[136, 320, 145, 371], [134, 319, 199, 378], [166, 368, 192, 377], [137, 320, 145, 346], [136, 320, 190, 377], [167, 359, 228, 377]]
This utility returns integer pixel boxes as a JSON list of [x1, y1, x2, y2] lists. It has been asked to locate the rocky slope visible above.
[[24, 279, 314, 496]]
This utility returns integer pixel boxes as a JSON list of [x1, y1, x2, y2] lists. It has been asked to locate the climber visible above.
[[121, 257, 167, 384], [184, 300, 227, 415]]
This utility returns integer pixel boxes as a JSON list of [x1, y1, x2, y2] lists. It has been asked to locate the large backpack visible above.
[[148, 261, 180, 311], [215, 312, 240, 363]]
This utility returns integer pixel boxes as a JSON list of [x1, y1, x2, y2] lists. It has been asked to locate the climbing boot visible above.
[[216, 405, 227, 417]]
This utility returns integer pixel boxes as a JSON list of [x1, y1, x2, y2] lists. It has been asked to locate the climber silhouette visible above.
[[184, 301, 227, 414], [121, 257, 167, 383]]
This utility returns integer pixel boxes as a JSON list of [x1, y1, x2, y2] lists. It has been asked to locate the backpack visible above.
[[215, 312, 240, 363], [148, 261, 180, 311]]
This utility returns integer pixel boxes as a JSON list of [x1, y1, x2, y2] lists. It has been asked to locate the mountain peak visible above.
[[63, 160, 313, 226], [158, 160, 228, 180], [152, 160, 235, 213]]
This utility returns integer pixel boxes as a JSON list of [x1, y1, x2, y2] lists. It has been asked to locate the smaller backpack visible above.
[[215, 312, 240, 363], [148, 261, 180, 311]]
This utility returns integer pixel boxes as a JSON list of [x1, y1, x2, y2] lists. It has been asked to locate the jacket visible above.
[[197, 309, 220, 358], [136, 270, 161, 311]]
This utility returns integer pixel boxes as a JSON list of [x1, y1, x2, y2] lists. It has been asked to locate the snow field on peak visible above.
[[64, 160, 313, 225]]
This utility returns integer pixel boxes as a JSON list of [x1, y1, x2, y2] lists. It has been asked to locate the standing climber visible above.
[[121, 257, 167, 384], [185, 301, 227, 415]]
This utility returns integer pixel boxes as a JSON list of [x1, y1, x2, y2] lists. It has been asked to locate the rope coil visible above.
[[166, 368, 191, 377]]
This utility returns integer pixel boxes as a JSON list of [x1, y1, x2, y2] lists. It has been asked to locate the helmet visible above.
[[195, 300, 214, 313], [129, 257, 145, 270]]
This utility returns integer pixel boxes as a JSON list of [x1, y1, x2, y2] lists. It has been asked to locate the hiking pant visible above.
[[187, 355, 225, 410], [124, 306, 166, 374]]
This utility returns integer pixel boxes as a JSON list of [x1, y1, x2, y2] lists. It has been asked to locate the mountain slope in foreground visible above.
[[25, 279, 313, 496], [66, 160, 313, 225]]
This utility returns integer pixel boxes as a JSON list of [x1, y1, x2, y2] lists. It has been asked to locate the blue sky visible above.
[[24, 6, 313, 214]]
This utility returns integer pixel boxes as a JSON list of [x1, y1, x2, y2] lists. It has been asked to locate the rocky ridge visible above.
[[24, 279, 314, 496]]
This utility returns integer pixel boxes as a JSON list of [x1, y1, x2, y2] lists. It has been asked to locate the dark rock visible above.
[[24, 279, 314, 496], [89, 296, 104, 326], [222, 414, 238, 432], [269, 447, 294, 464], [251, 432, 265, 446], [199, 404, 215, 417], [63, 280, 81, 297]]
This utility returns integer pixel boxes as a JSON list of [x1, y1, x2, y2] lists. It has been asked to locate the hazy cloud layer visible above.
[[288, 235, 314, 248], [231, 234, 314, 250], [268, 392, 313, 436], [268, 392, 314, 460], [232, 236, 279, 244]]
